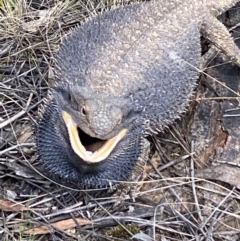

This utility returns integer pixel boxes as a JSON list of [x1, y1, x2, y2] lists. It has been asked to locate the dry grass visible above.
[[1, 0, 240, 240]]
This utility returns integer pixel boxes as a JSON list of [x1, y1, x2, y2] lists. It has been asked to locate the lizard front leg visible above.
[[200, 13, 240, 67]]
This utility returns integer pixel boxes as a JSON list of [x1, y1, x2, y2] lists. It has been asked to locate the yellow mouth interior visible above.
[[62, 111, 127, 163]]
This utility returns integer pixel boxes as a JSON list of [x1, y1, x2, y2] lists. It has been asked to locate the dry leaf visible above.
[[0, 199, 26, 212], [24, 217, 92, 235], [17, 125, 33, 143], [132, 231, 153, 241], [21, 3, 63, 33]]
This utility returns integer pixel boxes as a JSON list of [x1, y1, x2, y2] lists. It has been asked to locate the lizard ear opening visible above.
[[62, 111, 127, 163]]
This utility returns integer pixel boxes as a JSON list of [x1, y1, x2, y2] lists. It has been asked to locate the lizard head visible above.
[[52, 84, 135, 164]]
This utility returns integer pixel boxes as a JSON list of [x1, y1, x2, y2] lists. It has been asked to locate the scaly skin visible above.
[[36, 0, 240, 189]]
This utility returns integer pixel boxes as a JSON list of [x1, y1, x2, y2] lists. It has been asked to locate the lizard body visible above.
[[36, 0, 240, 188]]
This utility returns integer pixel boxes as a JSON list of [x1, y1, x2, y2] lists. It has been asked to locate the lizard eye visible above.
[[81, 106, 86, 116]]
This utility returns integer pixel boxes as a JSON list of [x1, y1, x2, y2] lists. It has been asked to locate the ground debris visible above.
[[24, 217, 92, 235], [0, 199, 27, 212]]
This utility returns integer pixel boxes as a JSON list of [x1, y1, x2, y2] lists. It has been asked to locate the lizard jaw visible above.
[[62, 111, 127, 163]]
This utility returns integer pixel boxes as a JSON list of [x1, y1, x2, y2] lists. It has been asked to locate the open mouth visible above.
[[62, 111, 127, 163]]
